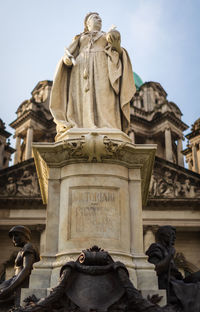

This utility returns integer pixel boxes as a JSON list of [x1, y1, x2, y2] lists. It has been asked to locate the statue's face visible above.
[[87, 14, 102, 31], [163, 229, 176, 246], [11, 232, 26, 247]]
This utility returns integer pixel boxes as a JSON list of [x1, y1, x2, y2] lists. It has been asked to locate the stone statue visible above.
[[50, 12, 136, 139], [146, 226, 200, 311], [146, 226, 182, 298], [12, 246, 179, 312], [0, 226, 40, 309]]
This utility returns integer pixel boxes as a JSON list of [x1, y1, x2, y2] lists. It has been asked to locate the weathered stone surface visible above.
[[30, 130, 157, 291], [0, 160, 40, 199], [32, 130, 156, 206], [50, 13, 136, 138]]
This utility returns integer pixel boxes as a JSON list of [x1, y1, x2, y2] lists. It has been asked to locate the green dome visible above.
[[133, 72, 143, 90]]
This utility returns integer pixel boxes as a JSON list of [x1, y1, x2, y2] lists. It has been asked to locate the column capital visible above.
[[26, 125, 34, 131], [143, 225, 159, 235], [164, 126, 171, 131], [14, 133, 23, 139], [191, 142, 199, 150], [177, 135, 184, 140]]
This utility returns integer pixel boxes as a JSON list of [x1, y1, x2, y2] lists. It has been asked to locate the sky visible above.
[[0, 0, 200, 152]]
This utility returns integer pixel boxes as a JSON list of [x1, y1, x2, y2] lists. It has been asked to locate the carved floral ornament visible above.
[[35, 134, 154, 166], [32, 134, 156, 205]]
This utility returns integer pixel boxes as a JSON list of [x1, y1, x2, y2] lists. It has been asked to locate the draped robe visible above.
[[50, 31, 136, 136]]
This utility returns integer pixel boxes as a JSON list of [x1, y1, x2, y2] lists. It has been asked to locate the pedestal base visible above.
[[21, 288, 166, 308], [31, 129, 158, 292]]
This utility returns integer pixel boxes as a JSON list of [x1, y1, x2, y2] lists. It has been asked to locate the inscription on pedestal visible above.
[[69, 187, 120, 240]]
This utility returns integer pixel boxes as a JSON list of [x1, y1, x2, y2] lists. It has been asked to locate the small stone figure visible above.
[[6, 177, 17, 196], [17, 170, 39, 196], [12, 246, 179, 312], [50, 12, 136, 139], [0, 226, 40, 309]]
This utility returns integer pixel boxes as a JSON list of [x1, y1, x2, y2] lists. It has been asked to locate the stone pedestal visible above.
[[29, 129, 158, 294]]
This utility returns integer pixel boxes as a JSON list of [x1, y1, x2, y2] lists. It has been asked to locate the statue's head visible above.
[[155, 225, 176, 247], [84, 12, 102, 32], [9, 225, 31, 247]]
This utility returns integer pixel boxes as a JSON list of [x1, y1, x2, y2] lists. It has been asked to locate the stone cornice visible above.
[[0, 127, 12, 138], [154, 155, 200, 179], [152, 112, 188, 130], [146, 198, 200, 209], [131, 110, 188, 132], [5, 145, 15, 153], [33, 133, 157, 206], [182, 147, 192, 155], [185, 128, 200, 140], [0, 158, 34, 174], [0, 197, 44, 209], [9, 110, 54, 130]]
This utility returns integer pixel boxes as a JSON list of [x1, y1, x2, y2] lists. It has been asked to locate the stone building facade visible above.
[[0, 77, 200, 281], [0, 119, 15, 170], [182, 118, 200, 174]]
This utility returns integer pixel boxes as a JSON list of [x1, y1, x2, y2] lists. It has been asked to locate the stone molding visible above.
[[32, 132, 157, 206]]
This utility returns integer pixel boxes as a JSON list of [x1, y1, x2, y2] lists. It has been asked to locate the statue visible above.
[[146, 226, 182, 300], [50, 13, 136, 139], [0, 226, 40, 309], [12, 246, 179, 312], [146, 226, 200, 311]]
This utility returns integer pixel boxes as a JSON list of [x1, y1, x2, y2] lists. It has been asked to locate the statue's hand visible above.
[[0, 287, 10, 298], [106, 30, 122, 54], [63, 55, 73, 66]]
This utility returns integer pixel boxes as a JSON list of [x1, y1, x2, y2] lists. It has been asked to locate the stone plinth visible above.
[[30, 129, 158, 291]]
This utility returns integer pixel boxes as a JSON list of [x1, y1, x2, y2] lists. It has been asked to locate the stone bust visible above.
[[0, 225, 40, 308]]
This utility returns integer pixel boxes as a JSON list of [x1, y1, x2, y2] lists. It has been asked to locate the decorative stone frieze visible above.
[[0, 161, 40, 198], [149, 157, 200, 198]]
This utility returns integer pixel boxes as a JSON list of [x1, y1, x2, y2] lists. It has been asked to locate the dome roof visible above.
[[133, 72, 143, 90]]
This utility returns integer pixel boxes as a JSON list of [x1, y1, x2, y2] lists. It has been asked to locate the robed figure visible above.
[[50, 12, 136, 139]]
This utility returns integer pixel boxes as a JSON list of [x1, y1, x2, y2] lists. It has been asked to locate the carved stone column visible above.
[[143, 226, 156, 252], [129, 169, 143, 255], [177, 138, 184, 166], [14, 136, 21, 165], [187, 158, 192, 170], [165, 127, 173, 162], [129, 130, 135, 144], [192, 144, 199, 173], [25, 127, 33, 160], [143, 87, 148, 111]]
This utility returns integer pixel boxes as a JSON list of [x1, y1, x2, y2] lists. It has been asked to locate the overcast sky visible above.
[[1, 0, 200, 151]]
